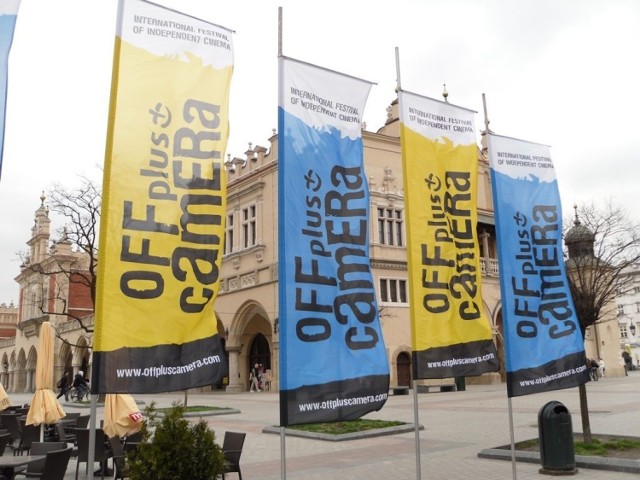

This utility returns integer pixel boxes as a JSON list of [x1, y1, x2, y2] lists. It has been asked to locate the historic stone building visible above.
[[1, 194, 92, 393], [1, 99, 625, 393], [616, 264, 640, 369], [564, 209, 626, 377], [217, 99, 503, 392]]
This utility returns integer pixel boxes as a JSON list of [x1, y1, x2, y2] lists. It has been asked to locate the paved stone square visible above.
[[7, 372, 639, 479]]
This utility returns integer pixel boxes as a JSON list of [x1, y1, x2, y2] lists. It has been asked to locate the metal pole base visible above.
[[539, 467, 578, 476]]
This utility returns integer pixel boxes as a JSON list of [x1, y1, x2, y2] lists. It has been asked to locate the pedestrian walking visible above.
[[56, 373, 69, 401], [249, 363, 261, 392]]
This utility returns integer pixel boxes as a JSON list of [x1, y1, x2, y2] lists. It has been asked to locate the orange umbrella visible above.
[[0, 383, 11, 411], [26, 321, 65, 426], [103, 393, 143, 438]]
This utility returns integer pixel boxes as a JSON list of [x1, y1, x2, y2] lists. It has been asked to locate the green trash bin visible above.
[[537, 401, 577, 475]]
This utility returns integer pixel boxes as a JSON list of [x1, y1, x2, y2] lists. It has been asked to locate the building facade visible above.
[[1, 195, 93, 393], [1, 99, 625, 393], [616, 264, 640, 369]]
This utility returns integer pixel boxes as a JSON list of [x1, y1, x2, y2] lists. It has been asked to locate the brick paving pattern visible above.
[[7, 372, 638, 479]]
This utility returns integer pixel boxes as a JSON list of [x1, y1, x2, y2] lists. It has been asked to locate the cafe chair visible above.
[[0, 414, 21, 454], [12, 442, 65, 476], [123, 431, 141, 445], [0, 432, 11, 456], [75, 428, 112, 480], [63, 413, 80, 425], [76, 415, 90, 429], [16, 420, 40, 456], [54, 424, 76, 450], [221, 431, 246, 480], [14, 446, 72, 480], [108, 436, 130, 480]]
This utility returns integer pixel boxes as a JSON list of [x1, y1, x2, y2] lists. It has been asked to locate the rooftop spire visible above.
[[565, 204, 595, 259]]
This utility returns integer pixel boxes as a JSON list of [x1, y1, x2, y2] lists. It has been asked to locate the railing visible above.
[[480, 257, 499, 276]]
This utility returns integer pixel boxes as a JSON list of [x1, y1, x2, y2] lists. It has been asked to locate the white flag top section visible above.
[[119, 0, 233, 69], [0, 1, 20, 14], [489, 134, 556, 183], [399, 91, 475, 147], [280, 58, 370, 140]]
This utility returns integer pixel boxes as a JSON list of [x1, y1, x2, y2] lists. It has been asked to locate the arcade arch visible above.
[[224, 301, 274, 392], [16, 349, 27, 392], [1, 352, 8, 386], [73, 336, 92, 379], [25, 346, 37, 392], [395, 350, 412, 388], [57, 341, 74, 385]]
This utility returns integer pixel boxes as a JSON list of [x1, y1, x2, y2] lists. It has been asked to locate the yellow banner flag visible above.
[[399, 91, 498, 379], [94, 0, 233, 393]]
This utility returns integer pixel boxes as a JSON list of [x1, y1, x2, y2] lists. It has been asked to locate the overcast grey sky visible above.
[[1, 0, 638, 303]]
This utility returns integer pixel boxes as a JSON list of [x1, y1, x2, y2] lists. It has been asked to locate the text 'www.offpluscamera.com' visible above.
[[115, 355, 222, 379]]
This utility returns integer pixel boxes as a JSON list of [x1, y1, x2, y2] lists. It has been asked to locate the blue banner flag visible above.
[[488, 133, 590, 397], [0, 0, 20, 179], [278, 56, 389, 426]]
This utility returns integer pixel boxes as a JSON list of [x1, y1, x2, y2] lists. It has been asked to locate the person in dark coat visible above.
[[56, 373, 69, 401], [73, 370, 89, 400]]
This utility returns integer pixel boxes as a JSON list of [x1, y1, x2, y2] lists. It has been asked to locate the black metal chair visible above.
[[13, 442, 65, 476], [0, 414, 21, 455], [63, 413, 80, 425], [221, 431, 246, 480], [54, 424, 76, 450], [108, 436, 130, 480], [74, 428, 112, 480], [0, 433, 11, 456], [16, 419, 41, 455], [14, 446, 72, 480], [76, 415, 90, 429], [123, 431, 142, 445]]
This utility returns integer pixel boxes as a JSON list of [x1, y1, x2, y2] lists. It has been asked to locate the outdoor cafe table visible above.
[[0, 454, 45, 479]]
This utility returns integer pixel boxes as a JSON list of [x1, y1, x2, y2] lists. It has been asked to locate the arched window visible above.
[[248, 333, 270, 372]]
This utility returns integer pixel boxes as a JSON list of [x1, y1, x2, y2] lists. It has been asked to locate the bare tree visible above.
[[21, 177, 101, 336], [564, 200, 640, 442]]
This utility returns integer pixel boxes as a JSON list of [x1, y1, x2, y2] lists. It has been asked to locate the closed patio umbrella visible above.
[[0, 383, 11, 411], [103, 393, 142, 438], [26, 321, 65, 426]]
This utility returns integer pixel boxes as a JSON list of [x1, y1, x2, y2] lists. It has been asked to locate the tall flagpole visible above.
[[482, 92, 517, 480], [397, 46, 423, 480], [278, 7, 287, 480]]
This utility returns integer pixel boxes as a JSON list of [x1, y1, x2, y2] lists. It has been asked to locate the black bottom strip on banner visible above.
[[92, 335, 228, 394], [280, 374, 390, 427], [413, 339, 499, 379], [507, 350, 591, 397]]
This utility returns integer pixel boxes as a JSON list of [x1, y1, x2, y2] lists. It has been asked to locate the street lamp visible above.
[[630, 322, 636, 336]]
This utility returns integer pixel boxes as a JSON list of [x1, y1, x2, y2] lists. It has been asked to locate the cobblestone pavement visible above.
[[7, 372, 640, 479]]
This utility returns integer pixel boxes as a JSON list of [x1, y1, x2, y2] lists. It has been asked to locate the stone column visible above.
[[25, 369, 34, 393], [271, 339, 279, 392], [225, 345, 243, 393], [15, 370, 25, 393], [481, 231, 490, 260]]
